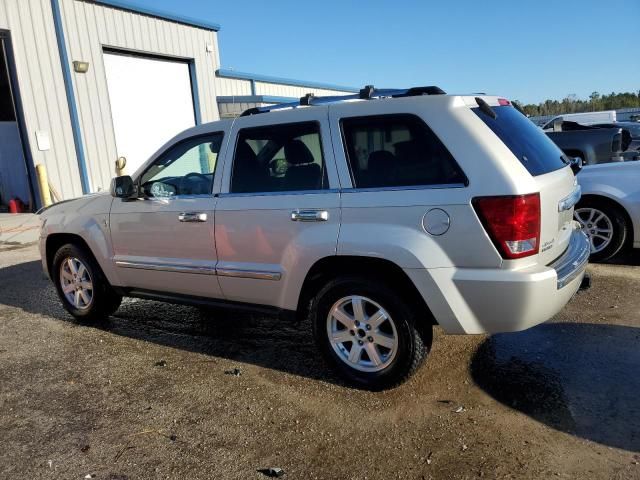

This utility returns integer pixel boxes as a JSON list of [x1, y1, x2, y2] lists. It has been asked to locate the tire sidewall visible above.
[[576, 201, 627, 262], [52, 243, 117, 321], [311, 276, 428, 389]]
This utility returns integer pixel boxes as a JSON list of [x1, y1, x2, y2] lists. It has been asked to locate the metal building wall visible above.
[[216, 76, 252, 96], [215, 76, 356, 99], [218, 101, 268, 118], [216, 76, 357, 118], [254, 82, 355, 98], [0, 0, 83, 201], [59, 0, 221, 193]]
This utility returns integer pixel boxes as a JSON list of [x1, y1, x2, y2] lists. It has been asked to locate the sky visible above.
[[133, 0, 639, 105]]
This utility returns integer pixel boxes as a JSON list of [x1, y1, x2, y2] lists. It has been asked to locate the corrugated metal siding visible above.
[[216, 76, 252, 96], [215, 77, 355, 101], [0, 0, 83, 200], [218, 101, 262, 118], [59, 0, 221, 192], [254, 81, 353, 97]]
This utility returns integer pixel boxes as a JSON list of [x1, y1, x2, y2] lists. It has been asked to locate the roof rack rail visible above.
[[239, 85, 446, 116]]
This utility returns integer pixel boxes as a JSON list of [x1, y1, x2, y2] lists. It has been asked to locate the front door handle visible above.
[[179, 212, 207, 222], [291, 210, 329, 222]]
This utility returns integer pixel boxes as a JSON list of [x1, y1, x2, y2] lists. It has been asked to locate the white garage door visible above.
[[104, 51, 196, 175]]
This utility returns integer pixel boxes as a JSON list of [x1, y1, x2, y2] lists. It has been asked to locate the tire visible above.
[[574, 198, 629, 262], [310, 276, 431, 390], [52, 243, 122, 322]]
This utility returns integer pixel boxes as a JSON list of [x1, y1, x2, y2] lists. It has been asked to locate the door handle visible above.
[[291, 210, 329, 222], [179, 212, 207, 222]]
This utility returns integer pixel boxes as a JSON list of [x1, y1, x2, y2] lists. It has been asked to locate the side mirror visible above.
[[110, 175, 136, 198], [570, 156, 583, 174]]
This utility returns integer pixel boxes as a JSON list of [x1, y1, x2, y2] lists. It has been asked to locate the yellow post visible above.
[[35, 164, 52, 207]]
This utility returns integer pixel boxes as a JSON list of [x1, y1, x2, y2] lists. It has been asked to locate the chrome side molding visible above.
[[115, 260, 216, 275], [115, 260, 281, 281], [216, 268, 282, 281]]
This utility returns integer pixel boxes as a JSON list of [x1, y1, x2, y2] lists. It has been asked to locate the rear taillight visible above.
[[472, 193, 541, 259]]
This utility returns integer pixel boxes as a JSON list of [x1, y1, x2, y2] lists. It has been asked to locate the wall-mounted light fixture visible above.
[[73, 61, 90, 73]]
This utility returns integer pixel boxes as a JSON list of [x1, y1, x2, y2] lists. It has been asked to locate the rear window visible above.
[[473, 105, 568, 176]]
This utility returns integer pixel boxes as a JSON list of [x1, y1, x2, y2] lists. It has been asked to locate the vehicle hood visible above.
[[578, 162, 640, 198], [578, 161, 640, 178], [37, 191, 112, 218]]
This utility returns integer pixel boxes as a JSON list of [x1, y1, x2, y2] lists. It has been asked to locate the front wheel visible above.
[[311, 276, 431, 390], [52, 243, 122, 322]]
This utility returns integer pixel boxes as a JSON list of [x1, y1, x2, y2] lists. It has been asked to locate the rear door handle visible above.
[[179, 212, 207, 222], [291, 210, 329, 222]]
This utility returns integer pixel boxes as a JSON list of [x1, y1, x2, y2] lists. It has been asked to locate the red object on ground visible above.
[[8, 198, 25, 214]]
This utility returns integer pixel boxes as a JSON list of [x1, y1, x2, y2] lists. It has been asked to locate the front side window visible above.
[[341, 114, 467, 189], [231, 122, 327, 194], [139, 133, 223, 197]]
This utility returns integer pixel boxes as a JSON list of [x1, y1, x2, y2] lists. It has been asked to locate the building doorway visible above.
[[0, 33, 33, 211], [103, 49, 197, 175]]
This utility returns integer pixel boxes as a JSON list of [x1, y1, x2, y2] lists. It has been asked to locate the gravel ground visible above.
[[1, 245, 639, 480]]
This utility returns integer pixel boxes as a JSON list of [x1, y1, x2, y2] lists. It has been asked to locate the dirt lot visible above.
[[1, 245, 639, 480]]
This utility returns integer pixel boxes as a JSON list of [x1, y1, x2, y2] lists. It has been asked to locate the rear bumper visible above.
[[406, 229, 590, 334], [549, 229, 590, 288]]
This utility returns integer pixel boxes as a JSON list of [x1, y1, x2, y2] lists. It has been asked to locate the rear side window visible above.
[[340, 114, 467, 189], [231, 121, 328, 193], [473, 105, 567, 176]]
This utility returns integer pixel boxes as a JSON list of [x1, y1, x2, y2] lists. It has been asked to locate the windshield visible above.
[[473, 105, 568, 176]]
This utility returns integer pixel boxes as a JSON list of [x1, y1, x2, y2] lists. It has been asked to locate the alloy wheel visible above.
[[326, 295, 398, 373], [59, 257, 94, 310], [575, 207, 614, 253]]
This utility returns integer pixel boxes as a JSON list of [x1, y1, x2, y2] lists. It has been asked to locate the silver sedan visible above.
[[576, 162, 640, 261]]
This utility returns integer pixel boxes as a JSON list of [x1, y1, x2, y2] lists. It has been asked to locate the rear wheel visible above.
[[574, 199, 628, 261], [311, 276, 431, 390], [52, 243, 122, 322]]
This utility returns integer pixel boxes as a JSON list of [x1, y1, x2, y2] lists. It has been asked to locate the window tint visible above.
[[139, 133, 223, 197], [341, 114, 466, 189], [231, 122, 327, 193], [473, 106, 568, 176]]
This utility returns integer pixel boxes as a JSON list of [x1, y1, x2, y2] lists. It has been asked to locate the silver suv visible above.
[[39, 87, 590, 389]]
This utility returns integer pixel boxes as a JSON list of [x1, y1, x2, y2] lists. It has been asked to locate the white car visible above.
[[39, 87, 590, 389], [576, 162, 640, 260]]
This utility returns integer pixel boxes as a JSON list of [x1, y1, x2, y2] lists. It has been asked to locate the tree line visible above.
[[516, 90, 640, 117]]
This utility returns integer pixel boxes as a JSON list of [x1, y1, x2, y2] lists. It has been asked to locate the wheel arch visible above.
[[296, 255, 437, 329], [46, 234, 90, 278], [45, 233, 115, 284]]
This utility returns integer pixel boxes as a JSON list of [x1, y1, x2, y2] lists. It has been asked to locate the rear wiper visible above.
[[475, 97, 497, 119], [512, 101, 526, 116]]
